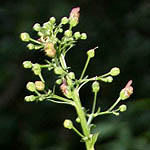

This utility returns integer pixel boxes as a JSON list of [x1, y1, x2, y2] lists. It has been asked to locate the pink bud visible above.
[[69, 7, 80, 22], [120, 80, 133, 100]]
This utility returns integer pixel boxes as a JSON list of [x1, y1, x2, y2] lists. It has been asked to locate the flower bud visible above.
[[100, 76, 113, 83], [44, 43, 56, 58], [33, 23, 41, 31], [35, 81, 45, 91], [69, 7, 80, 27], [20, 32, 30, 42], [49, 17, 56, 24], [61, 17, 69, 24], [24, 95, 36, 102], [63, 119, 73, 129], [74, 32, 81, 39], [119, 104, 127, 112], [68, 72, 75, 79], [87, 49, 95, 58], [23, 61, 32, 69], [64, 30, 72, 37], [120, 80, 133, 100], [54, 67, 65, 75], [92, 81, 100, 93], [110, 67, 120, 76], [26, 82, 36, 92], [59, 28, 63, 33], [32, 63, 41, 75], [56, 79, 62, 85], [76, 117, 80, 123], [27, 43, 35, 50], [80, 33, 87, 40]]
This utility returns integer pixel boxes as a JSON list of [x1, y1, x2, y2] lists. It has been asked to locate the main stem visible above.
[[72, 89, 95, 150]]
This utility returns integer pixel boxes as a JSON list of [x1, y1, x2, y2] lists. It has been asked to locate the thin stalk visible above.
[[108, 97, 121, 111], [60, 54, 67, 70], [72, 126, 84, 138], [30, 38, 41, 45], [39, 73, 45, 83], [79, 56, 91, 80]]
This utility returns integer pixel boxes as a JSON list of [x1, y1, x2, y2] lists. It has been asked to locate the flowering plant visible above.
[[20, 7, 133, 150]]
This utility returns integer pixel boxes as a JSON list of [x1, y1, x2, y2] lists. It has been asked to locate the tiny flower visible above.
[[87, 47, 98, 58], [27, 43, 35, 50], [92, 81, 100, 93], [74, 32, 81, 40], [61, 17, 69, 24], [49, 17, 56, 24], [23, 61, 32, 69], [35, 81, 45, 91], [69, 7, 80, 27], [80, 33, 87, 40], [32, 63, 41, 75], [120, 80, 133, 100], [119, 104, 127, 112], [110, 67, 120, 76], [64, 30, 72, 37], [24, 95, 36, 102], [33, 23, 41, 31], [44, 42, 56, 58], [20, 32, 30, 42], [26, 82, 36, 92], [63, 119, 73, 129]]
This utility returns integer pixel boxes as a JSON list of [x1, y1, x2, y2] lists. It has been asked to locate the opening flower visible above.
[[120, 80, 133, 100]]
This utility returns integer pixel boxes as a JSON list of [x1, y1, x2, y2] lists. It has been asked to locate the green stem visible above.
[[30, 38, 41, 45], [72, 126, 84, 138], [108, 97, 121, 111], [80, 56, 91, 80], [60, 54, 67, 70]]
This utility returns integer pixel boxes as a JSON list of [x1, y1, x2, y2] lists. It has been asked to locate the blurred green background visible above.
[[0, 0, 150, 150]]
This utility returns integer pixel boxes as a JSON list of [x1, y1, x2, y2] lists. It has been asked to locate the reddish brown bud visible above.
[[44, 42, 56, 58], [69, 7, 80, 20]]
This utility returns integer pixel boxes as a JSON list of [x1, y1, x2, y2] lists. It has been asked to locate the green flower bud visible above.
[[33, 23, 41, 31], [110, 67, 120, 76], [54, 67, 65, 75], [106, 76, 113, 83], [87, 49, 95, 58], [20, 32, 30, 42], [49, 17, 56, 24], [76, 117, 80, 123], [80, 33, 87, 40], [74, 32, 81, 39], [35, 81, 45, 91], [69, 18, 78, 27], [27, 43, 35, 50], [63, 119, 73, 129], [64, 30, 72, 37], [61, 17, 69, 24], [59, 28, 63, 33], [32, 63, 41, 75], [92, 81, 100, 93], [56, 79, 62, 85], [68, 72, 75, 79], [24, 95, 36, 102], [26, 82, 36, 92], [38, 31, 44, 37], [23, 61, 32, 69], [119, 104, 127, 112]]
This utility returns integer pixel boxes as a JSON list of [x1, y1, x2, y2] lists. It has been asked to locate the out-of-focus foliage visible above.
[[0, 0, 150, 150]]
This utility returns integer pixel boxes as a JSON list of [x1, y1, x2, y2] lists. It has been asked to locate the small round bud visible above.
[[26, 82, 36, 92], [24, 95, 36, 102], [106, 76, 113, 83], [35, 81, 45, 91], [63, 119, 73, 129], [87, 49, 95, 58], [68, 72, 75, 79], [23, 61, 32, 69], [54, 67, 65, 75], [59, 28, 63, 33], [33, 23, 41, 31], [49, 17, 56, 24], [80, 33, 87, 40], [27, 43, 35, 50], [56, 79, 62, 85], [92, 81, 100, 93], [64, 30, 72, 37], [76, 117, 80, 123], [74, 32, 81, 39], [32, 63, 41, 75], [61, 17, 69, 24], [119, 104, 127, 112], [20, 32, 30, 42], [110, 67, 120, 76], [38, 31, 44, 37]]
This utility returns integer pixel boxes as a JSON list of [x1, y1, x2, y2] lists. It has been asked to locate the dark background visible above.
[[0, 0, 150, 150]]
